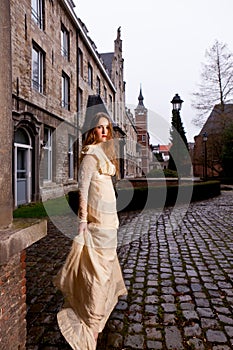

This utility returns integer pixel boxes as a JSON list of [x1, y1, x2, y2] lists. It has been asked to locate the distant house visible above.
[[193, 104, 233, 178], [152, 144, 172, 169]]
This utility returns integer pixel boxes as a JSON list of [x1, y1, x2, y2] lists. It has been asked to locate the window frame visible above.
[[88, 63, 93, 88], [32, 43, 45, 94], [104, 86, 107, 103], [43, 126, 52, 182], [68, 135, 74, 180], [31, 0, 44, 29], [61, 71, 70, 110], [78, 48, 83, 77], [109, 94, 113, 113], [96, 76, 101, 95], [61, 24, 70, 60]]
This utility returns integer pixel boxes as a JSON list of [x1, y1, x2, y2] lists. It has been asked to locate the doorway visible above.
[[14, 128, 32, 206]]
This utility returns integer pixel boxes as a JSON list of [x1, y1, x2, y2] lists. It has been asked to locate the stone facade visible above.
[[0, 219, 47, 350], [0, 252, 27, 349], [124, 108, 141, 177], [10, 0, 128, 206], [0, 0, 12, 227]]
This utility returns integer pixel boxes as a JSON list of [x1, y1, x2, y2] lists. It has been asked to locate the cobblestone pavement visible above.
[[26, 190, 233, 350]]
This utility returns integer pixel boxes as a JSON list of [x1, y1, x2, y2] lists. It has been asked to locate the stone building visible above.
[[193, 104, 233, 178], [124, 108, 141, 177], [10, 0, 127, 206], [0, 2, 46, 349]]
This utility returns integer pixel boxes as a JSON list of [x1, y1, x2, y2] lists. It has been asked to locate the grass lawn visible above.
[[13, 196, 71, 218]]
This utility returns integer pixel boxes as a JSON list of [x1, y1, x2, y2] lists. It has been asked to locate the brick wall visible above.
[[0, 251, 27, 350]]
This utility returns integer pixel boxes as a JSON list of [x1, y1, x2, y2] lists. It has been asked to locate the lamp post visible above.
[[202, 132, 208, 180], [171, 93, 184, 111], [169, 94, 184, 175]]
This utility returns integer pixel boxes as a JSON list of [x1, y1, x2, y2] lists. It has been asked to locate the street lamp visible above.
[[202, 132, 208, 180], [171, 93, 184, 111]]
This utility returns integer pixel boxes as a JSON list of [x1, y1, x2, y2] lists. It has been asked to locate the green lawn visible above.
[[13, 196, 71, 218]]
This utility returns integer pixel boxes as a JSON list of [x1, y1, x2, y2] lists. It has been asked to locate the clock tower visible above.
[[135, 87, 150, 175]]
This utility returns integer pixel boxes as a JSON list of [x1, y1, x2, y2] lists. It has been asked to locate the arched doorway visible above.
[[14, 128, 32, 206]]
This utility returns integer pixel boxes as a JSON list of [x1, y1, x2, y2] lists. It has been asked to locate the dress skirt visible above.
[[54, 173, 127, 350]]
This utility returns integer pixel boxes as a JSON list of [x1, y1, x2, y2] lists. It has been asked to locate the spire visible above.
[[138, 85, 144, 106]]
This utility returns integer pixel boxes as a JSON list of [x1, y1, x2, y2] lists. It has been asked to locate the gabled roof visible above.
[[159, 145, 171, 152], [62, 0, 116, 92], [200, 104, 233, 136], [99, 53, 114, 76]]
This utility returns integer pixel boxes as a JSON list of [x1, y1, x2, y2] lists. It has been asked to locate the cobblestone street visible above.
[[26, 190, 233, 350]]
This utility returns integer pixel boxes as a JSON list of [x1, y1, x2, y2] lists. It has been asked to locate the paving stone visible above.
[[224, 325, 233, 337], [124, 334, 144, 348], [128, 323, 143, 334], [161, 303, 176, 313], [146, 340, 163, 349], [163, 313, 177, 325], [195, 298, 210, 307], [145, 295, 159, 303], [178, 295, 192, 302], [182, 310, 199, 321], [184, 323, 202, 337], [25, 192, 233, 349], [218, 314, 233, 325], [201, 318, 220, 329], [165, 326, 184, 349], [180, 302, 195, 311], [197, 307, 215, 318], [206, 329, 227, 343], [187, 338, 205, 349], [145, 327, 162, 339]]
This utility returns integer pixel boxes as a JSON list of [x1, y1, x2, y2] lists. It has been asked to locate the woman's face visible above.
[[94, 117, 110, 143]]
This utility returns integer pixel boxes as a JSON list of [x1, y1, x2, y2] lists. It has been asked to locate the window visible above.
[[78, 88, 83, 113], [32, 43, 44, 93], [104, 86, 107, 103], [109, 94, 113, 113], [88, 63, 93, 88], [31, 0, 44, 29], [96, 76, 101, 95], [44, 127, 52, 181], [68, 135, 74, 179], [62, 72, 70, 110], [78, 48, 83, 77], [61, 24, 69, 60], [142, 135, 146, 142]]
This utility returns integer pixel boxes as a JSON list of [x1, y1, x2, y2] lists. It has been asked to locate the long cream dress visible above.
[[54, 143, 127, 350]]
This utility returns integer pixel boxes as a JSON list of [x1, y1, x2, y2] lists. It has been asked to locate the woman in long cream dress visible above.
[[54, 112, 127, 349]]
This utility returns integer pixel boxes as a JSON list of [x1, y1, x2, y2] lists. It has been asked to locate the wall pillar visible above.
[[0, 0, 13, 228], [0, 3, 47, 349]]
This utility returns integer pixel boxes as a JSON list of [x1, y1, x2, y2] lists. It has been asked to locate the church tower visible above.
[[134, 87, 150, 175]]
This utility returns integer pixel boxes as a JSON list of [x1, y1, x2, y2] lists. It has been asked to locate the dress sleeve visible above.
[[78, 154, 97, 222]]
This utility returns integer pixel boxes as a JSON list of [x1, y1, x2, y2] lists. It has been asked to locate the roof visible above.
[[99, 53, 114, 76], [62, 0, 116, 92], [159, 144, 171, 152], [199, 104, 233, 136]]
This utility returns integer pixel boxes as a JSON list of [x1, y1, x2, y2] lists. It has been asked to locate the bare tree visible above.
[[192, 40, 233, 126]]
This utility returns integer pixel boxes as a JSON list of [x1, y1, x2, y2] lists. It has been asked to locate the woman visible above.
[[54, 112, 127, 350]]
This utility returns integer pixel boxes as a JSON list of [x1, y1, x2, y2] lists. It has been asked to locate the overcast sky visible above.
[[73, 0, 233, 144]]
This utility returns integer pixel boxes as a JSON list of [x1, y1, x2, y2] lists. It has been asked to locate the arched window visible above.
[[15, 128, 30, 145]]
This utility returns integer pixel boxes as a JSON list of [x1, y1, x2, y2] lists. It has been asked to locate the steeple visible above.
[[138, 85, 144, 106]]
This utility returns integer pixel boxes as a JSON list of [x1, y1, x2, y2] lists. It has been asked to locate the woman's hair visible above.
[[81, 112, 119, 176], [83, 112, 114, 146]]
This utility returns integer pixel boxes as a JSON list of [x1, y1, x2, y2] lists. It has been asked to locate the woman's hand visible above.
[[78, 221, 87, 235]]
